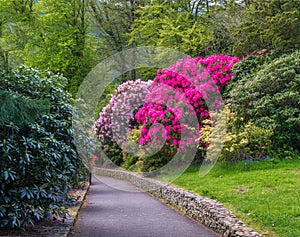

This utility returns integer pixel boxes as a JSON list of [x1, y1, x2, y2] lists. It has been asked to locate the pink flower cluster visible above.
[[135, 54, 239, 151], [195, 54, 239, 88], [93, 79, 152, 144]]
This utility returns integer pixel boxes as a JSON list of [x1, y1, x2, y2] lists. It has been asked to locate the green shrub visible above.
[[229, 51, 300, 152], [123, 123, 179, 175], [0, 66, 86, 229], [136, 146, 176, 175], [0, 90, 49, 127], [102, 141, 123, 166], [120, 127, 177, 174], [226, 49, 288, 91], [229, 55, 269, 85], [121, 128, 141, 170], [122, 154, 139, 170]]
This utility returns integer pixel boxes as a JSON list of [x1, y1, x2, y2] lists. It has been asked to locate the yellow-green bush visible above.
[[200, 105, 273, 162]]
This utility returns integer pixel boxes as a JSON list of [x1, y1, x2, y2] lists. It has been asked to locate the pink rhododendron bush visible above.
[[135, 55, 239, 171], [93, 79, 153, 165], [94, 79, 153, 144], [94, 54, 239, 171], [136, 55, 239, 146]]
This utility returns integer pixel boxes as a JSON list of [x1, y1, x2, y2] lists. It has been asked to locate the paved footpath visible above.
[[71, 175, 220, 237]]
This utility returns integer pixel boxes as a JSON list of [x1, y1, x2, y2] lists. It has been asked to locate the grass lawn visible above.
[[165, 159, 300, 237]]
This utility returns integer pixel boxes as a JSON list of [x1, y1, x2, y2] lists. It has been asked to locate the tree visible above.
[[20, 0, 95, 94], [232, 0, 300, 56], [0, 0, 36, 69], [129, 1, 214, 57], [0, 0, 96, 94], [88, 0, 150, 81], [204, 2, 243, 55]]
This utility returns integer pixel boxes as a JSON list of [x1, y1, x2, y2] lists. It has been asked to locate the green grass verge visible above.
[[164, 159, 300, 237]]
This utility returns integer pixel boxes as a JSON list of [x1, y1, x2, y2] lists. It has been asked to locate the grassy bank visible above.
[[167, 159, 300, 237]]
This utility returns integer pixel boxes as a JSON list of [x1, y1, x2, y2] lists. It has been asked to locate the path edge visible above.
[[94, 168, 262, 237], [60, 181, 90, 237]]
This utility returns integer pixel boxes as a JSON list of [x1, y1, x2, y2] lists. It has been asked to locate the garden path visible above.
[[70, 175, 220, 237]]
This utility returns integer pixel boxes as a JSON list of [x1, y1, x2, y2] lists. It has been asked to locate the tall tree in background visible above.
[[0, 0, 35, 69], [205, 1, 243, 55], [232, 0, 300, 56], [22, 0, 95, 94], [89, 0, 145, 57], [88, 0, 150, 81], [1, 0, 299, 87], [129, 0, 214, 57]]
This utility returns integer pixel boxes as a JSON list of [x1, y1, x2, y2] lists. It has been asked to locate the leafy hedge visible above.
[[229, 51, 300, 153], [0, 66, 86, 228]]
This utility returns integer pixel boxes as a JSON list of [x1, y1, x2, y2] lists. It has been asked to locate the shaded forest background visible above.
[[1, 0, 299, 94]]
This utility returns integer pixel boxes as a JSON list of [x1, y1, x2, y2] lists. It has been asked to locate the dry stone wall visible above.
[[95, 168, 262, 237]]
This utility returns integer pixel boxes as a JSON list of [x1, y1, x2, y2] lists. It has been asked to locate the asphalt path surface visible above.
[[71, 175, 220, 237]]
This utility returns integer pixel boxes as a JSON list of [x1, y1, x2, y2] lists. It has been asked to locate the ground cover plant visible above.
[[167, 158, 300, 237]]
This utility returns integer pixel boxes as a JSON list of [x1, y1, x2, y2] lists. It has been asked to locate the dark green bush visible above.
[[0, 66, 86, 229], [229, 51, 300, 152], [227, 49, 287, 88], [0, 90, 49, 127], [102, 141, 123, 166]]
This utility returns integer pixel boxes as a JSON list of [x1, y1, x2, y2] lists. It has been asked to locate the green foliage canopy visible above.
[[129, 1, 214, 57], [0, 90, 49, 127], [232, 0, 300, 56]]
